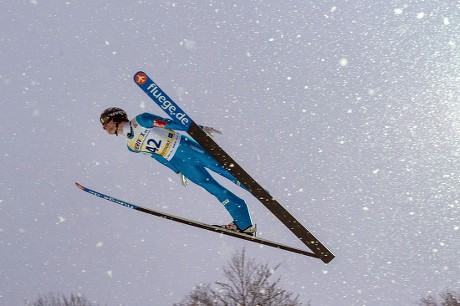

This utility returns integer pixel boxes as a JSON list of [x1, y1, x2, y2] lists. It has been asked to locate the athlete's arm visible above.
[[136, 113, 187, 131]]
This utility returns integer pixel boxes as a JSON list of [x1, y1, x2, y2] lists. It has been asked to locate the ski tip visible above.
[[75, 182, 85, 190], [133, 71, 148, 85]]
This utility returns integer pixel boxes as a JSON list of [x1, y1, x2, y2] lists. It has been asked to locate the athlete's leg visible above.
[[202, 157, 249, 192], [187, 166, 253, 230], [180, 137, 249, 191], [171, 139, 253, 230]]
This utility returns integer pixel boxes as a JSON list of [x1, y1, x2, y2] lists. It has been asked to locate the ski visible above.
[[75, 182, 319, 258], [133, 71, 334, 263]]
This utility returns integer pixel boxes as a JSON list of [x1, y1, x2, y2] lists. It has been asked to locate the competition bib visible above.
[[126, 118, 181, 160]]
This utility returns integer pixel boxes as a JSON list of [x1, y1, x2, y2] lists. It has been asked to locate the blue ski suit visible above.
[[124, 112, 253, 230]]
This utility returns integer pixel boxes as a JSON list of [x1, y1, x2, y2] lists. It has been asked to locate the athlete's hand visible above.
[[202, 126, 222, 137], [178, 172, 188, 187]]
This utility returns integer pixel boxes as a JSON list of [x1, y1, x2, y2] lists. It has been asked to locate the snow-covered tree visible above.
[[175, 249, 307, 306], [418, 289, 460, 306], [25, 292, 100, 306]]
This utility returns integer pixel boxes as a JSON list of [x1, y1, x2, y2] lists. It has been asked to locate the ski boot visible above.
[[219, 221, 257, 237]]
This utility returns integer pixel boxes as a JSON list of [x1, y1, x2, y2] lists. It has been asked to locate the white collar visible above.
[[122, 122, 131, 136]]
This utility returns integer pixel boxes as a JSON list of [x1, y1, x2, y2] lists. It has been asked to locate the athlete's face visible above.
[[102, 119, 117, 135]]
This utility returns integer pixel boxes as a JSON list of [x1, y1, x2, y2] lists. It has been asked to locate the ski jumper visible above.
[[124, 112, 253, 230]]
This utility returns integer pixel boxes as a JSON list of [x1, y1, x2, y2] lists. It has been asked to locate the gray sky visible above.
[[1, 1, 459, 305]]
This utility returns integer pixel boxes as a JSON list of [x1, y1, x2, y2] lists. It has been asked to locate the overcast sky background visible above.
[[1, 1, 459, 305]]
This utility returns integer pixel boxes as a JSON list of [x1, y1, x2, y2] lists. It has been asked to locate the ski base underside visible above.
[[76, 182, 319, 259]]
